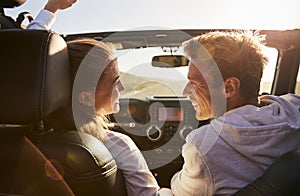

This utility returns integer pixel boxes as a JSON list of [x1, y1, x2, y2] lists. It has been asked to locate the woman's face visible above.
[[94, 62, 125, 115]]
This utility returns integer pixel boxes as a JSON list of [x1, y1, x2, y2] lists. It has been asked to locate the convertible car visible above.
[[1, 0, 300, 195]]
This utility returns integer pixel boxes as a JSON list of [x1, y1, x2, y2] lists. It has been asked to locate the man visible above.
[[170, 31, 300, 195]]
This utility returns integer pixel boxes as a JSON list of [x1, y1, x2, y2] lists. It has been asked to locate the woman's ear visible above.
[[224, 77, 240, 98], [79, 91, 94, 107]]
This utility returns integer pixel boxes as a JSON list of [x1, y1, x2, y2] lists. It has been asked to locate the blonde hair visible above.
[[67, 38, 116, 141], [184, 31, 269, 101]]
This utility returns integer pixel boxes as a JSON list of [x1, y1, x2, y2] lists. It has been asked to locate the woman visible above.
[[27, 1, 160, 195], [66, 38, 160, 196]]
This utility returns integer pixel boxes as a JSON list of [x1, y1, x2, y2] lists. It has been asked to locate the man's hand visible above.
[[261, 29, 300, 51], [44, 0, 77, 13]]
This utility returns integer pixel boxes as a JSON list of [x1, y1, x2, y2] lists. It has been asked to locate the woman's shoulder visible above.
[[104, 130, 138, 150], [105, 130, 132, 140]]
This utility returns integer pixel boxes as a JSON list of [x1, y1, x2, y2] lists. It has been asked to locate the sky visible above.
[[4, 0, 300, 34]]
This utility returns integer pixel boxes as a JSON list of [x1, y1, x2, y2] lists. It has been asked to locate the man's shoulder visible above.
[[260, 93, 300, 103], [186, 123, 214, 144], [280, 93, 300, 99], [187, 123, 211, 139], [186, 120, 226, 156], [260, 93, 300, 112], [281, 93, 300, 105]]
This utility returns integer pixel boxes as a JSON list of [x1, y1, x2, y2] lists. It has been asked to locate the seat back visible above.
[[233, 149, 300, 196], [0, 29, 127, 195], [0, 133, 75, 195]]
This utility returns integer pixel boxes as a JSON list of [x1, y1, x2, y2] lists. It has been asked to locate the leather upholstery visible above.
[[0, 136, 75, 195], [0, 29, 71, 124], [36, 131, 127, 195], [0, 29, 127, 195]]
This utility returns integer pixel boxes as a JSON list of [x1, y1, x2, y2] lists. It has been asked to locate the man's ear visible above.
[[79, 91, 94, 107], [224, 77, 240, 98]]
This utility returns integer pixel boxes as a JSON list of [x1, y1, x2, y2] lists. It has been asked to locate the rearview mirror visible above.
[[152, 55, 189, 68]]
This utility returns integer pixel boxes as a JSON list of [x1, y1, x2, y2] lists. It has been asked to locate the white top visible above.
[[104, 131, 160, 196], [171, 94, 300, 195]]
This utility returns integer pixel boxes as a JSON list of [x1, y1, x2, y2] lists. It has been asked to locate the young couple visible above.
[[27, 0, 300, 195]]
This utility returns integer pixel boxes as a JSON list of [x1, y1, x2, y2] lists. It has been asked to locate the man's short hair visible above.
[[183, 31, 269, 100]]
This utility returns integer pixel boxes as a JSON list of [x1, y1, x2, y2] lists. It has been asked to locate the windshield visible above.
[[115, 45, 278, 99], [115, 46, 188, 98]]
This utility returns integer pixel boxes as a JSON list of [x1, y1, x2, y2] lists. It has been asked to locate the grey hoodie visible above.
[[171, 94, 300, 196]]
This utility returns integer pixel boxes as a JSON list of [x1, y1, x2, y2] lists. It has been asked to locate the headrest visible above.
[[0, 29, 71, 125], [0, 0, 26, 8]]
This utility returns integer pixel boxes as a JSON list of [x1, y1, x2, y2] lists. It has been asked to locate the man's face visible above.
[[183, 62, 212, 120]]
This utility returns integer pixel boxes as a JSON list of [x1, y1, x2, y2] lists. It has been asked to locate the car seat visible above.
[[233, 148, 300, 196], [0, 29, 127, 196]]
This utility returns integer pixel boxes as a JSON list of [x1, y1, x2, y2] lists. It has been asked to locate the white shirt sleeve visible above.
[[26, 9, 56, 30], [171, 142, 214, 196]]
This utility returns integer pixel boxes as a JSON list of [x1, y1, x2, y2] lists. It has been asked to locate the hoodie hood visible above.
[[188, 94, 300, 156], [205, 94, 300, 160], [215, 94, 300, 134]]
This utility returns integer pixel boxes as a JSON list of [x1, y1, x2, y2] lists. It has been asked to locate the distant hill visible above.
[[120, 72, 186, 98], [119, 73, 300, 98]]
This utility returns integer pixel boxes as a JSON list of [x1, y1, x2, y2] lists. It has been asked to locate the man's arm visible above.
[[171, 142, 214, 195], [27, 0, 76, 30]]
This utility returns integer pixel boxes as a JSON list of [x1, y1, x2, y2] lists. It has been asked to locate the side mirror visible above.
[[152, 55, 189, 68]]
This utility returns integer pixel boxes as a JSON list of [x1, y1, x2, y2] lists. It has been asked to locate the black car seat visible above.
[[0, 29, 127, 196], [0, 0, 33, 29], [233, 149, 300, 196]]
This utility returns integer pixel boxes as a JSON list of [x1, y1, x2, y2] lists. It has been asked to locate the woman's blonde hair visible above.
[[67, 38, 116, 141]]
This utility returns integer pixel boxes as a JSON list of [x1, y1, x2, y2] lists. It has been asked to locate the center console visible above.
[[111, 96, 209, 187]]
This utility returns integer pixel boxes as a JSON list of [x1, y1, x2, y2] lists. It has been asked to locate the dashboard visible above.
[[111, 96, 209, 186]]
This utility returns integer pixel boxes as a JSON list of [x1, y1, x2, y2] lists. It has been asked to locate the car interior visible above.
[[1, 0, 300, 195]]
